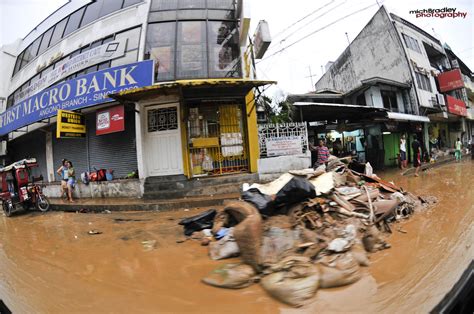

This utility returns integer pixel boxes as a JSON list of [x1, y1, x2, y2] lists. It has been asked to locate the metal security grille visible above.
[[148, 107, 178, 132], [258, 122, 308, 158], [187, 103, 248, 177]]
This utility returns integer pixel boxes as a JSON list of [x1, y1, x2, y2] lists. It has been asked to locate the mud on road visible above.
[[0, 160, 472, 313]]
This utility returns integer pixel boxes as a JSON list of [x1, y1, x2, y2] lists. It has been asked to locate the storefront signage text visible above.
[[437, 69, 464, 92], [56, 110, 86, 138], [0, 60, 153, 137], [446, 95, 467, 116], [266, 136, 302, 157], [16, 39, 127, 103], [96, 104, 125, 135]]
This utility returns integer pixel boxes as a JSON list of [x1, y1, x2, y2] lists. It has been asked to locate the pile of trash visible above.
[[179, 156, 438, 307]]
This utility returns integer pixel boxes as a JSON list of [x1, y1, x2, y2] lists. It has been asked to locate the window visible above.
[[81, 1, 102, 27], [22, 37, 42, 64], [381, 90, 398, 111], [148, 107, 178, 132], [178, 0, 205, 9], [177, 21, 207, 79], [37, 26, 54, 56], [207, 0, 234, 10], [146, 22, 176, 81], [151, 0, 178, 11], [63, 7, 85, 37], [208, 21, 240, 78], [402, 34, 421, 53], [123, 0, 142, 8], [49, 17, 68, 47], [415, 72, 432, 92], [99, 0, 123, 17]]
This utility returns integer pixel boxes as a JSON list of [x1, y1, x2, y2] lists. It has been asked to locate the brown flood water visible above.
[[0, 160, 472, 313]]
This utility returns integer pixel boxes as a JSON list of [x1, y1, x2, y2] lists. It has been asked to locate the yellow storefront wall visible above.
[[245, 90, 259, 173]]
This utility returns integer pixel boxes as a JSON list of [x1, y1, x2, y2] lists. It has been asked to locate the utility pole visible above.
[[305, 65, 318, 91]]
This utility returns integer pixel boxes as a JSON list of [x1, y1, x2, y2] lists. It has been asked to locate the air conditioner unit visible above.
[[436, 94, 446, 106]]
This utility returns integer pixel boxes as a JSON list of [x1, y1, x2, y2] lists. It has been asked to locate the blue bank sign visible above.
[[0, 60, 153, 136]]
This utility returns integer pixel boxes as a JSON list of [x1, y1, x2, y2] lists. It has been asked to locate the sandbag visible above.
[[202, 263, 257, 289], [275, 177, 316, 206], [261, 257, 320, 307], [241, 188, 274, 215], [317, 252, 361, 288], [260, 227, 300, 266], [350, 241, 370, 266], [226, 201, 262, 271], [208, 228, 239, 260], [179, 209, 216, 236]]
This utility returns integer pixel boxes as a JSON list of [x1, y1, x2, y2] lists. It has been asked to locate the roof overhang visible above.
[[293, 102, 387, 122], [386, 112, 430, 123], [109, 79, 277, 102]]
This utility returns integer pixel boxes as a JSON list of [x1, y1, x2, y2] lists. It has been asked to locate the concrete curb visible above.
[[50, 195, 240, 212]]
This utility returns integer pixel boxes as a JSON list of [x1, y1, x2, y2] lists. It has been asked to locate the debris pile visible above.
[[179, 156, 438, 307]]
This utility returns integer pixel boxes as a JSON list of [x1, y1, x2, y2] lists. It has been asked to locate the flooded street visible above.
[[0, 160, 472, 313]]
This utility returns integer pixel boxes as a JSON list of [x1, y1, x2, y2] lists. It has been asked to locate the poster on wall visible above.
[[96, 105, 125, 135], [266, 136, 302, 157], [56, 110, 86, 139]]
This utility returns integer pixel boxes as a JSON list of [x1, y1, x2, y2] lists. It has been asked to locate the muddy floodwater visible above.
[[0, 160, 472, 313]]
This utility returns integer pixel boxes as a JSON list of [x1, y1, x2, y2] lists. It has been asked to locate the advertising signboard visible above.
[[266, 136, 302, 157], [96, 105, 125, 135], [446, 95, 467, 116], [16, 39, 127, 103], [0, 60, 153, 137], [56, 110, 86, 138], [437, 69, 464, 92]]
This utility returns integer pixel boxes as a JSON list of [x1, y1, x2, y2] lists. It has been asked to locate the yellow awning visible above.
[[109, 79, 276, 101]]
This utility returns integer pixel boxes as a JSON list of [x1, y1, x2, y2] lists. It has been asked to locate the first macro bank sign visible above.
[[0, 60, 153, 137]]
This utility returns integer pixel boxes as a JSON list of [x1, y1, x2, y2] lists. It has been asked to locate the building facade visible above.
[[0, 0, 272, 196], [291, 6, 472, 169]]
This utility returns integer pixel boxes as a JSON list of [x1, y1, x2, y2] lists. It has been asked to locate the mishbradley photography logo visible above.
[[409, 7, 468, 19]]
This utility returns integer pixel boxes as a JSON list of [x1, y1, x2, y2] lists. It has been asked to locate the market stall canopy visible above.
[[109, 79, 277, 102], [293, 102, 387, 122]]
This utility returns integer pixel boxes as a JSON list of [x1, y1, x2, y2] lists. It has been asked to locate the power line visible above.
[[268, 0, 347, 52], [271, 0, 337, 40], [258, 2, 380, 63]]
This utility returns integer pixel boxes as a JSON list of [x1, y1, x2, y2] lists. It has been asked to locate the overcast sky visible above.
[[1, 0, 473, 99]]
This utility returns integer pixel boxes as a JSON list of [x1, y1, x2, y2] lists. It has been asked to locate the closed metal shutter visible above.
[[52, 128, 89, 179], [85, 109, 138, 178], [9, 130, 47, 178]]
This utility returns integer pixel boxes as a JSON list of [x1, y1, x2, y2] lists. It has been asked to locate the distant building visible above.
[[290, 6, 473, 169]]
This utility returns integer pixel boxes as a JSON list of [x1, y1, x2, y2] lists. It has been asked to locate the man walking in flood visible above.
[[454, 138, 462, 162], [412, 135, 422, 177]]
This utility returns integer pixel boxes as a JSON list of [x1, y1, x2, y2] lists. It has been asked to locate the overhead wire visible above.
[[271, 0, 337, 40], [258, 2, 381, 63]]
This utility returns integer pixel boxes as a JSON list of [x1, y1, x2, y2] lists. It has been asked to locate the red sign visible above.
[[446, 95, 467, 117], [437, 69, 464, 92], [96, 105, 125, 135]]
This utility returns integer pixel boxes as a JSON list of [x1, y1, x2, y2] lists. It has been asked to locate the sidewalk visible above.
[[401, 154, 469, 176], [50, 193, 240, 212]]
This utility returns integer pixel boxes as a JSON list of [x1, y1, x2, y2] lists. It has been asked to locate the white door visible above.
[[145, 103, 183, 176]]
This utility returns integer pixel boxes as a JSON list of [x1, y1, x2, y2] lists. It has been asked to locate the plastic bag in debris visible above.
[[178, 209, 216, 236], [364, 162, 373, 177], [241, 188, 274, 215], [202, 263, 257, 289], [261, 256, 320, 307], [317, 252, 361, 288], [274, 177, 316, 206], [209, 227, 240, 260]]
